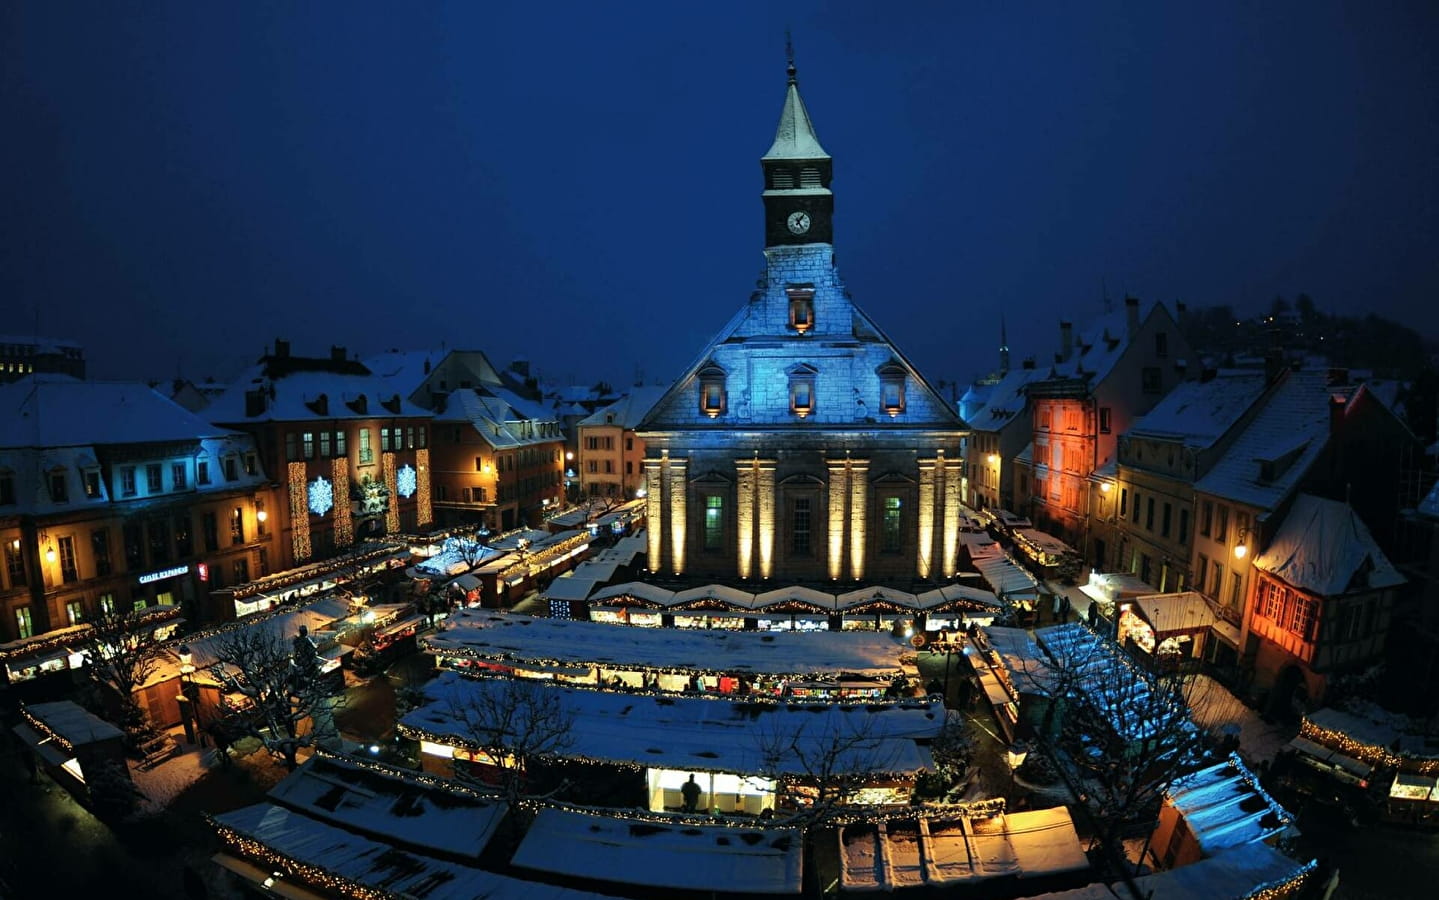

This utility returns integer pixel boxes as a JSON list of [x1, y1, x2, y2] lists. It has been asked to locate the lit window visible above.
[[882, 497, 902, 552], [697, 364, 727, 418], [788, 363, 818, 418], [704, 495, 724, 550], [877, 361, 906, 417], [786, 285, 816, 334]]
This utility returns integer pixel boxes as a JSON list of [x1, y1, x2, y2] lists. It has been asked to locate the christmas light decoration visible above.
[[397, 463, 417, 499], [1298, 716, 1439, 775], [308, 475, 334, 517], [331, 458, 352, 547], [226, 543, 407, 600], [287, 462, 311, 562], [21, 707, 76, 755], [383, 453, 399, 534], [415, 449, 432, 526]]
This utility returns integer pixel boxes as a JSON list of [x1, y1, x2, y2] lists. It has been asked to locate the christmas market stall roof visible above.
[[265, 753, 506, 859], [1126, 592, 1217, 638], [423, 610, 911, 679], [401, 671, 943, 778], [838, 806, 1088, 891], [588, 582, 997, 617], [1253, 494, 1404, 597], [22, 701, 124, 746], [513, 807, 803, 895], [210, 802, 621, 900], [1128, 841, 1312, 900], [542, 575, 600, 603], [1164, 754, 1293, 856]]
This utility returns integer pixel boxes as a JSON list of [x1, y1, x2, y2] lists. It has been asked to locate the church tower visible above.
[[762, 55, 833, 247]]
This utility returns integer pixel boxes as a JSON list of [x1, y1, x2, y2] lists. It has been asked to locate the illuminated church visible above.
[[637, 59, 969, 585]]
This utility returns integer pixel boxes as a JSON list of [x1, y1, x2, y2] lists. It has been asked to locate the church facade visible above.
[[636, 61, 969, 586]]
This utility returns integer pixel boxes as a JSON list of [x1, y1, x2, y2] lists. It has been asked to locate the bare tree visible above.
[[207, 625, 340, 770], [77, 604, 165, 729], [445, 676, 576, 823], [756, 712, 904, 827]]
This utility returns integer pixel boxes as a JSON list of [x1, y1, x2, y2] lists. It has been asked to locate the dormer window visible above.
[[698, 364, 727, 418], [48, 469, 68, 503], [787, 285, 816, 334], [788, 363, 818, 418], [877, 361, 907, 417]]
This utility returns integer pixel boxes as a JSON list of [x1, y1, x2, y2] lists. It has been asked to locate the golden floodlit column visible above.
[[757, 459, 777, 579], [645, 459, 664, 573], [736, 458, 756, 579], [668, 455, 687, 575], [942, 453, 963, 577], [917, 458, 937, 580], [849, 460, 868, 580], [827, 459, 849, 580]]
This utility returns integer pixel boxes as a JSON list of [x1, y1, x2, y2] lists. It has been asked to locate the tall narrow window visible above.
[[50, 471, 69, 502], [704, 495, 724, 550], [121, 467, 136, 496], [1199, 500, 1213, 537], [58, 536, 78, 583], [146, 464, 163, 493], [202, 512, 219, 553], [231, 507, 245, 545], [303, 432, 315, 459], [1214, 505, 1229, 545], [1161, 502, 1172, 538], [92, 529, 112, 577], [6, 539, 27, 587], [66, 600, 84, 626], [256, 498, 269, 537], [882, 496, 903, 552], [124, 524, 144, 570], [335, 432, 347, 457], [877, 362, 907, 417], [15, 607, 33, 639], [1179, 509, 1190, 545], [320, 431, 332, 458], [360, 428, 373, 463], [698, 365, 727, 418], [84, 470, 102, 498], [197, 460, 211, 485], [787, 285, 816, 334], [792, 497, 812, 555], [381, 428, 392, 452], [147, 520, 171, 565], [286, 433, 299, 462], [1119, 488, 1128, 518], [171, 462, 187, 490], [174, 515, 193, 558], [788, 363, 817, 418]]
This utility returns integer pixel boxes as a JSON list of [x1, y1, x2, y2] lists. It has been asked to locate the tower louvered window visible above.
[[800, 167, 822, 187], [771, 169, 795, 189]]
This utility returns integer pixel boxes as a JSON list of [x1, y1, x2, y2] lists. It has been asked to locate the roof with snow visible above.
[[965, 368, 1048, 433], [0, 376, 243, 447], [1041, 301, 1173, 387], [1165, 753, 1293, 856], [205, 365, 429, 424], [587, 581, 999, 615], [1253, 494, 1404, 596], [362, 348, 445, 391], [1127, 592, 1218, 636], [838, 807, 1089, 891], [433, 389, 563, 448], [401, 671, 943, 778], [1126, 372, 1268, 448], [763, 68, 829, 161], [513, 807, 803, 894], [24, 700, 124, 745], [577, 385, 669, 429], [423, 609, 911, 679], [212, 802, 617, 900], [1193, 369, 1342, 509], [1128, 841, 1310, 900], [266, 754, 506, 859]]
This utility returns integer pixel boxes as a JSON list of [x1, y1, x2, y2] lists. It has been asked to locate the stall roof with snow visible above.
[[424, 610, 911, 679], [1164, 754, 1293, 856], [838, 806, 1088, 891], [1128, 841, 1311, 900], [513, 807, 803, 895], [22, 701, 124, 746], [1127, 592, 1217, 637], [211, 802, 619, 900], [401, 671, 943, 778], [265, 754, 506, 859], [588, 581, 996, 616]]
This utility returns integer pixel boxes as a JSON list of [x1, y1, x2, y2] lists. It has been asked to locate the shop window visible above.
[[698, 364, 727, 418], [787, 285, 815, 334], [98, 593, 116, 616]]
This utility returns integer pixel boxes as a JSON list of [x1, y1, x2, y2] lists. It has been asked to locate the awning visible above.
[[375, 615, 427, 639], [1289, 735, 1372, 778], [449, 573, 481, 591]]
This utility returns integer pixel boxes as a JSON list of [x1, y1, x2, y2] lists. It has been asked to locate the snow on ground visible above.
[[129, 747, 217, 816], [1185, 673, 1289, 765]]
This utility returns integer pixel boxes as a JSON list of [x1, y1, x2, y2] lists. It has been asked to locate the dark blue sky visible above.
[[4, 1, 1436, 392]]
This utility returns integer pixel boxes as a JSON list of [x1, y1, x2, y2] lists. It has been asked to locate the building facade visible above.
[[577, 386, 667, 501], [0, 336, 85, 383], [636, 61, 968, 585], [206, 342, 434, 570], [0, 379, 279, 649]]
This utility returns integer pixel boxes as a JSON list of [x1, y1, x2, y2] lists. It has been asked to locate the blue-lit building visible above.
[[637, 61, 969, 585]]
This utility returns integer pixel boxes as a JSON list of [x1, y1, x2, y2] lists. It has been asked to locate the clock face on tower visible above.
[[786, 211, 811, 235]]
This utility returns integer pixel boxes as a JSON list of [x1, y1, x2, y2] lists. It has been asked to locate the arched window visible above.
[[788, 363, 818, 418], [697, 363, 727, 418], [877, 361, 907, 417]]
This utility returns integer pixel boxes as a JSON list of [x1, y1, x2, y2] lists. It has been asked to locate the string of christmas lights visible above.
[[1299, 716, 1439, 775], [382, 453, 400, 534], [416, 448, 432, 527], [20, 707, 75, 754], [287, 462, 311, 562], [226, 543, 408, 600], [332, 457, 353, 547], [1241, 859, 1316, 900], [208, 818, 391, 900]]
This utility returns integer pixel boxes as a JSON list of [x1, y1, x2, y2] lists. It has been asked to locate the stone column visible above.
[[736, 458, 756, 579], [849, 461, 868, 581], [826, 459, 849, 581], [667, 456, 687, 575], [918, 458, 937, 580], [644, 459, 664, 573], [942, 455, 964, 578], [756, 459, 777, 579]]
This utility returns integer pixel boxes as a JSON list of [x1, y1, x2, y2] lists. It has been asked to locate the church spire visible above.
[[761, 43, 833, 247], [763, 44, 829, 162], [1000, 315, 1010, 375]]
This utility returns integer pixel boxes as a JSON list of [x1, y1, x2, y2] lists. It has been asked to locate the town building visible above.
[[965, 362, 1046, 513], [1014, 300, 1195, 560], [0, 377, 277, 656], [204, 341, 434, 570], [576, 385, 667, 501], [636, 60, 967, 584], [0, 335, 85, 383]]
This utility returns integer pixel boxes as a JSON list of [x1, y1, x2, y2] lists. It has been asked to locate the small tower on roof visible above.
[[999, 315, 1011, 376], [761, 40, 833, 248]]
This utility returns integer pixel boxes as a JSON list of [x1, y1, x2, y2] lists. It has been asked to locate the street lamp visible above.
[[1006, 742, 1029, 793], [1233, 529, 1249, 560]]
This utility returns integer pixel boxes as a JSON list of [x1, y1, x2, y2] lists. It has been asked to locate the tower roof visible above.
[[762, 64, 829, 161]]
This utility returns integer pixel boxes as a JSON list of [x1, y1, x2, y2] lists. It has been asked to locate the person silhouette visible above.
[[681, 773, 702, 812]]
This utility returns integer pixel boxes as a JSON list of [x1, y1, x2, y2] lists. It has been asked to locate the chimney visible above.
[[274, 339, 290, 359], [423, 358, 432, 375], [330, 345, 347, 363], [1330, 393, 1347, 434], [511, 358, 531, 378], [1060, 321, 1074, 362], [1125, 296, 1140, 336]]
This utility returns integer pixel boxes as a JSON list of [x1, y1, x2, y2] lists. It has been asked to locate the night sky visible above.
[[4, 1, 1436, 393]]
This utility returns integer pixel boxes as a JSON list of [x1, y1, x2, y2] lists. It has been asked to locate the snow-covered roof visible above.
[[401, 671, 943, 777], [1043, 301, 1166, 386], [973, 554, 1041, 599], [763, 75, 830, 161], [267, 754, 505, 859], [1128, 840, 1309, 900], [434, 389, 562, 448], [1194, 369, 1338, 509], [24, 700, 124, 745], [213, 802, 616, 900], [1254, 494, 1404, 596], [1126, 372, 1268, 448], [589, 581, 996, 616], [1127, 592, 1217, 636], [590, 581, 677, 606], [980, 627, 1058, 696], [1165, 753, 1293, 856], [424, 609, 909, 678], [0, 376, 242, 447], [361, 348, 444, 392], [513, 808, 803, 894], [1015, 442, 1034, 465], [966, 368, 1047, 433], [673, 583, 760, 609], [839, 807, 1088, 891], [577, 385, 669, 429], [206, 366, 430, 423], [542, 575, 599, 603]]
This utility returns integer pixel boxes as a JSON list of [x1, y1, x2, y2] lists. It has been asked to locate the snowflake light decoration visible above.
[[308, 476, 334, 516], [397, 464, 418, 499]]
